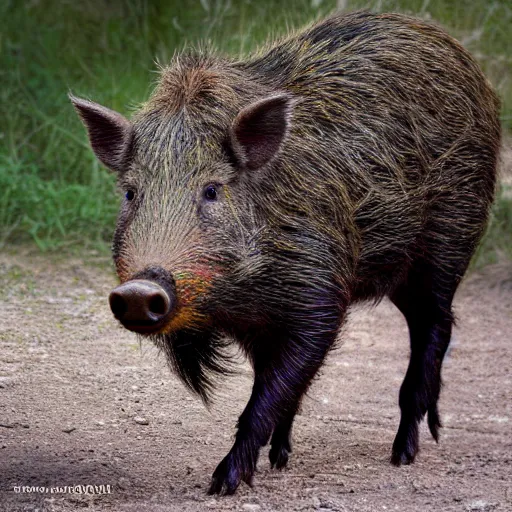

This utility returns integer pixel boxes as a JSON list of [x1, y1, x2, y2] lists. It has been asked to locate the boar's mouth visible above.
[[109, 267, 177, 335]]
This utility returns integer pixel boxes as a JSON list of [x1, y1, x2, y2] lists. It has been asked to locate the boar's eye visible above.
[[204, 184, 218, 201], [125, 190, 135, 201]]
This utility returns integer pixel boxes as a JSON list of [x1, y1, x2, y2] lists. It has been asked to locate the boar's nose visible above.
[[109, 280, 173, 334]]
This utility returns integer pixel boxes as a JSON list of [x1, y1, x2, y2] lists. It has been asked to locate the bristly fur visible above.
[[152, 329, 236, 405], [73, 10, 501, 495]]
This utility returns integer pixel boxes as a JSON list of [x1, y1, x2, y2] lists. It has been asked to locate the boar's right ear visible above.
[[69, 95, 132, 173], [230, 93, 294, 171]]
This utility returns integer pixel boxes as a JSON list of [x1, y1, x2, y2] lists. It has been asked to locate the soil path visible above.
[[0, 252, 511, 512]]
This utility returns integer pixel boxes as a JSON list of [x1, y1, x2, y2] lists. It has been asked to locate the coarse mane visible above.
[[147, 51, 243, 116]]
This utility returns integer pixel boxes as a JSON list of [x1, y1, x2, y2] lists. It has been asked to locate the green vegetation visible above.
[[1, 0, 511, 263], [473, 186, 512, 266]]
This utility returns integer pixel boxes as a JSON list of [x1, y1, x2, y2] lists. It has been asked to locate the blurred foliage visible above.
[[0, 0, 510, 262]]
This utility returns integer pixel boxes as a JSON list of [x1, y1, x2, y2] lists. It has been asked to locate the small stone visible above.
[[0, 377, 15, 388], [21, 423, 30, 428], [95, 420, 105, 426], [242, 505, 261, 511], [134, 416, 149, 425], [131, 385, 139, 391], [62, 427, 76, 433], [312, 497, 321, 508], [466, 501, 498, 511], [117, 477, 130, 490]]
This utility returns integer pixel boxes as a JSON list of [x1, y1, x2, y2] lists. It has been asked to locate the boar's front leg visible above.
[[269, 407, 297, 469], [208, 322, 341, 495]]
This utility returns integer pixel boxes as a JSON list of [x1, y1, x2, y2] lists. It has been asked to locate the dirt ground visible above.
[[0, 249, 510, 512]]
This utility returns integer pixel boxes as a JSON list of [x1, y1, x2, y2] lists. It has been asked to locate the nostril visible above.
[[148, 293, 170, 316], [109, 292, 128, 319]]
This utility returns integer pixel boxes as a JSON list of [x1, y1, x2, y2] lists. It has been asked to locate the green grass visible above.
[[1, 0, 511, 263], [473, 186, 512, 267]]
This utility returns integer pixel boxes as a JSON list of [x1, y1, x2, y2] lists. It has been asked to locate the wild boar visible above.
[[71, 10, 501, 494]]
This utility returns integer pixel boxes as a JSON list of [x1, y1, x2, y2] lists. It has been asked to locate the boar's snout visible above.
[[109, 279, 174, 334]]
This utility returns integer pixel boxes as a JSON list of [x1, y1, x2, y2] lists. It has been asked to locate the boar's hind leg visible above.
[[389, 260, 461, 466], [208, 324, 341, 495]]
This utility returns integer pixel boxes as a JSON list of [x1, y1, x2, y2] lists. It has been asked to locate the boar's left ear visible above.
[[69, 94, 133, 173], [230, 93, 294, 170]]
